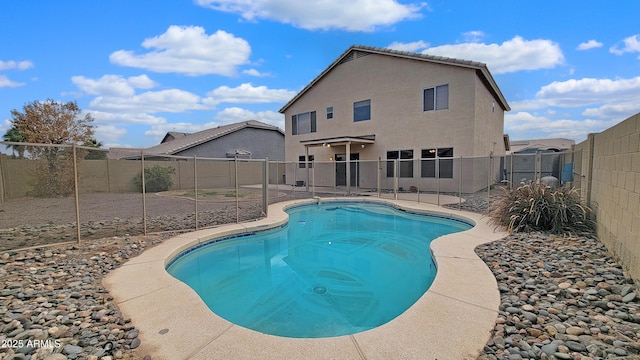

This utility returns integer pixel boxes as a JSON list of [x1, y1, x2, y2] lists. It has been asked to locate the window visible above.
[[423, 84, 449, 111], [353, 100, 371, 122], [326, 106, 333, 119], [421, 147, 453, 178], [298, 155, 314, 168], [386, 150, 413, 177], [292, 111, 317, 135]]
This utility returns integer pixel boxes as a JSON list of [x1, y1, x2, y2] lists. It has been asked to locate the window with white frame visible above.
[[423, 84, 449, 111], [386, 150, 414, 177], [421, 147, 453, 178], [353, 99, 371, 122], [326, 106, 333, 119], [292, 111, 317, 135]]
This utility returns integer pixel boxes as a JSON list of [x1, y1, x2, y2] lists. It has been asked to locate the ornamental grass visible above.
[[488, 183, 595, 236]]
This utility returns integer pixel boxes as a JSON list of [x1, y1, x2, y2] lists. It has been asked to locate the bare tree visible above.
[[9, 99, 95, 196]]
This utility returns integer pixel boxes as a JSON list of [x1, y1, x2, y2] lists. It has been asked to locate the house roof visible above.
[[144, 120, 284, 156], [106, 147, 145, 160], [107, 120, 283, 159], [509, 138, 575, 153], [161, 131, 189, 143], [279, 45, 511, 113]]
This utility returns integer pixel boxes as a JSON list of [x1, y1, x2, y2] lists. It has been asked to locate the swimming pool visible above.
[[166, 201, 472, 338]]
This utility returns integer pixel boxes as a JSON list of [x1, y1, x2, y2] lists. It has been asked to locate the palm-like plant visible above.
[[2, 125, 25, 158]]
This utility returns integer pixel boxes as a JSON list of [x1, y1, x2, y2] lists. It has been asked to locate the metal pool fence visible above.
[[0, 141, 580, 251]]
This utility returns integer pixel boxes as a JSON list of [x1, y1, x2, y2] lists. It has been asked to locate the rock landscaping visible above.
[[476, 232, 640, 360], [0, 234, 167, 360]]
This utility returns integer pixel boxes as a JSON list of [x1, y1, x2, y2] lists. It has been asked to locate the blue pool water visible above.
[[166, 201, 471, 338]]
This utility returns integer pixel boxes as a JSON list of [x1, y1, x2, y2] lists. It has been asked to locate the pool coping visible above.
[[103, 198, 508, 360]]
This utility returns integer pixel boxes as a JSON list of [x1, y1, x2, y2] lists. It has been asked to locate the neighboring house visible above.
[[108, 120, 285, 160], [507, 138, 576, 184], [279, 45, 510, 193]]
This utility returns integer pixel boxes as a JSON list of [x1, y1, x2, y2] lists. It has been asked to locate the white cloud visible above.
[[0, 60, 34, 71], [242, 68, 270, 77], [582, 102, 640, 120], [423, 36, 564, 74], [523, 76, 640, 109], [0, 75, 25, 88], [144, 121, 221, 139], [89, 89, 205, 114], [89, 110, 167, 126], [203, 83, 296, 106], [109, 26, 251, 76], [216, 107, 284, 129], [610, 34, 640, 58], [505, 111, 618, 141], [94, 125, 128, 143], [462, 30, 486, 43], [72, 74, 157, 96], [577, 39, 603, 50], [387, 40, 429, 52], [510, 76, 640, 130], [0, 119, 10, 135], [195, 0, 424, 32]]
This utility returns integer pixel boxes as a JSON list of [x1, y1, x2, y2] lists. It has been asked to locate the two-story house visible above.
[[279, 45, 510, 193]]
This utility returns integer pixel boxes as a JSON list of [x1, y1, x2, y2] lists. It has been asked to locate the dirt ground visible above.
[[0, 192, 267, 229]]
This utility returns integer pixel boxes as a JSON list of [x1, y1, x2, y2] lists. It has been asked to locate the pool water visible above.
[[166, 202, 471, 338]]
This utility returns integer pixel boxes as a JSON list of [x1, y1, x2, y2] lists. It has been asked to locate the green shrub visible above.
[[488, 183, 595, 236], [133, 165, 175, 193]]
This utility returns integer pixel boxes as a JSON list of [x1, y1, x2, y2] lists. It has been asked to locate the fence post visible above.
[[72, 144, 81, 244], [263, 158, 269, 216], [487, 154, 492, 206], [509, 154, 514, 189], [0, 149, 6, 205], [459, 156, 463, 211], [311, 161, 315, 197], [436, 158, 441, 206], [586, 133, 595, 206], [194, 155, 198, 230], [141, 151, 147, 235], [417, 159, 421, 203], [235, 158, 239, 223], [394, 159, 398, 200], [377, 157, 381, 198]]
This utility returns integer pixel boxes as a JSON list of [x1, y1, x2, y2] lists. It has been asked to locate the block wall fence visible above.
[[574, 112, 640, 286]]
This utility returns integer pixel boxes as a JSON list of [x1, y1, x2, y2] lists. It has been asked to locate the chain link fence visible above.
[[0, 141, 581, 251]]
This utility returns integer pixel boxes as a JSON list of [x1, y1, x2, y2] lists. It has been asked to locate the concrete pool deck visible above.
[[104, 198, 508, 360]]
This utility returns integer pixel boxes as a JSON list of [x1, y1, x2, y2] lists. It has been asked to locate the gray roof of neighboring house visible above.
[[106, 147, 145, 160], [279, 45, 511, 113], [161, 131, 189, 143], [107, 120, 284, 159], [509, 138, 575, 153]]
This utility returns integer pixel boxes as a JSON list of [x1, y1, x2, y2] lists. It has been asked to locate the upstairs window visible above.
[[292, 111, 317, 135], [326, 106, 333, 119], [423, 84, 449, 112], [353, 99, 371, 122]]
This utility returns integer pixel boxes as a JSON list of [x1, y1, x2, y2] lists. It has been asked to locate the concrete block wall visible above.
[[578, 112, 640, 284]]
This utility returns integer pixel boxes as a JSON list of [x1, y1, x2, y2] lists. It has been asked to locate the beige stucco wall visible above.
[[283, 52, 506, 192], [0, 158, 266, 199], [575, 113, 640, 284]]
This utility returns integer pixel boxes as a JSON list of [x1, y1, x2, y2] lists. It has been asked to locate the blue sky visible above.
[[1, 1, 639, 148]]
